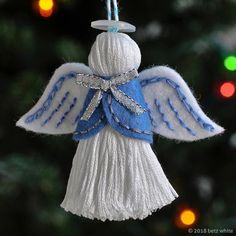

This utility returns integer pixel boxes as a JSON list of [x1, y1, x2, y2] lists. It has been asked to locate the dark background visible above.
[[0, 0, 235, 235]]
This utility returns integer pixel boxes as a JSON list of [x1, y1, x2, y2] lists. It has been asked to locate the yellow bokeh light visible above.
[[180, 209, 196, 226], [38, 0, 54, 11]]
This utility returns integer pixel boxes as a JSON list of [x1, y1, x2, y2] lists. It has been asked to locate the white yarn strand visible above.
[[61, 126, 178, 221]]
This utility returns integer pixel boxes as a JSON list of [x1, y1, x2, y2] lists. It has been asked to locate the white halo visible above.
[[91, 20, 136, 33]]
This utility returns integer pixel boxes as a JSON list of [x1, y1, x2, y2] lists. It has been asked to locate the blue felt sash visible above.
[[73, 79, 153, 143]]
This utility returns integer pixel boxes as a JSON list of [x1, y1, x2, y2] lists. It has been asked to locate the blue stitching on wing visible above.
[[174, 86, 215, 132], [25, 73, 76, 124], [155, 99, 174, 131], [167, 98, 196, 136], [41, 91, 70, 127], [147, 106, 157, 128], [56, 97, 78, 128], [141, 77, 215, 132], [140, 77, 163, 87]]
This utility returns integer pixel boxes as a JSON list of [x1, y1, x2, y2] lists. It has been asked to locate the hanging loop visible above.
[[107, 0, 119, 21], [106, 0, 112, 20], [112, 0, 119, 21]]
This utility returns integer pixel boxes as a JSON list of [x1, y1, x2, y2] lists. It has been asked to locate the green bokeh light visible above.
[[224, 55, 236, 71]]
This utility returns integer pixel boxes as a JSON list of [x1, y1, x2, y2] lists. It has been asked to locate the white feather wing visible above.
[[16, 63, 91, 135], [140, 66, 224, 141]]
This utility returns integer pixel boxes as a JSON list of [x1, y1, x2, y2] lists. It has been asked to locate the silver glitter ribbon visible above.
[[76, 69, 145, 121]]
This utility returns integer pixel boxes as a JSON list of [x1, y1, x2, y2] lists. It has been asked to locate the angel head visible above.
[[88, 32, 141, 77]]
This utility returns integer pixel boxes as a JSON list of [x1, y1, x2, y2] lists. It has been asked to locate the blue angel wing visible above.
[[16, 63, 91, 135], [140, 66, 224, 141]]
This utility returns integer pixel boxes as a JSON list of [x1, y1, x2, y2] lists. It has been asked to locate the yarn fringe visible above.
[[61, 126, 178, 221]]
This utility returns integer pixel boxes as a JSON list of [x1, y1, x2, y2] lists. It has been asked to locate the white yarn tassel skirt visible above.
[[61, 126, 178, 221]]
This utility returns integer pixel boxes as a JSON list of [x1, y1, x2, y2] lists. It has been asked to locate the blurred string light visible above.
[[219, 82, 235, 98], [38, 0, 55, 18], [136, 21, 162, 42], [229, 133, 236, 148], [195, 176, 213, 201], [174, 0, 195, 12], [175, 207, 198, 229], [224, 55, 236, 71]]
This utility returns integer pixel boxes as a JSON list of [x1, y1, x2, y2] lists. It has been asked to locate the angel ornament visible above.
[[16, 20, 224, 221]]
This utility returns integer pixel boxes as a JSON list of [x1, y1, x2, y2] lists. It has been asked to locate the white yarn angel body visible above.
[[17, 32, 224, 221]]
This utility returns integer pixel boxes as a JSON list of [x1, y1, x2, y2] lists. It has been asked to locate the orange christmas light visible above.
[[175, 207, 198, 229], [38, 0, 54, 18], [180, 209, 196, 226]]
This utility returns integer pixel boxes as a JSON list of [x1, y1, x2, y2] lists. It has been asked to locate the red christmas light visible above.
[[220, 82, 235, 98], [39, 8, 53, 17]]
